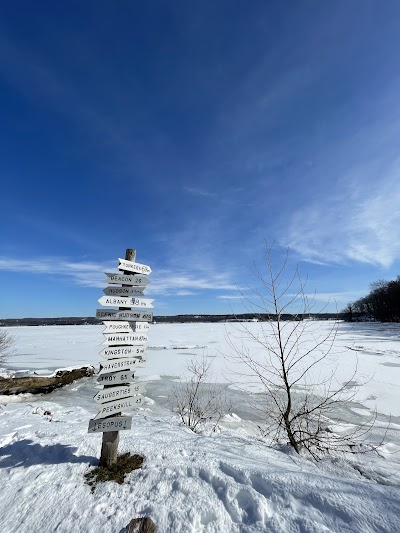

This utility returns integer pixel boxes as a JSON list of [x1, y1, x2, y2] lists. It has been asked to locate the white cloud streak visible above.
[[216, 294, 243, 299], [150, 269, 237, 295], [300, 291, 363, 304], [0, 257, 112, 288], [283, 156, 400, 268], [183, 186, 217, 198], [0, 257, 238, 296]]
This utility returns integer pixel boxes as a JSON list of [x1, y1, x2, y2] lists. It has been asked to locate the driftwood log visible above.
[[0, 366, 94, 395]]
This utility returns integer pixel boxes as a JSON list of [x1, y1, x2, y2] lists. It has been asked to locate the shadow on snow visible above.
[[0, 439, 96, 468]]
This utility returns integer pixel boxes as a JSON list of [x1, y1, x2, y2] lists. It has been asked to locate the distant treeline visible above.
[[343, 276, 400, 322], [0, 313, 342, 327]]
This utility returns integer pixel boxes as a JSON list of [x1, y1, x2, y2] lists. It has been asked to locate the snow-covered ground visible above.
[[1, 321, 400, 532]]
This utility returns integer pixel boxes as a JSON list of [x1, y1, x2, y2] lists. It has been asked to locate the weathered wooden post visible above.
[[88, 248, 153, 468]]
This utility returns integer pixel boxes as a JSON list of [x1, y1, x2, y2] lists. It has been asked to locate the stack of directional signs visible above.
[[88, 258, 153, 433]]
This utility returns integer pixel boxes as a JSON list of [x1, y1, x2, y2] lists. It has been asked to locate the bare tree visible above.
[[172, 356, 231, 433], [226, 245, 371, 458], [0, 329, 14, 364]]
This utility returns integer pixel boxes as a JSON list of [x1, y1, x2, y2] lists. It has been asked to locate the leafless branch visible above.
[[171, 356, 231, 433], [0, 329, 15, 363], [226, 243, 383, 458]]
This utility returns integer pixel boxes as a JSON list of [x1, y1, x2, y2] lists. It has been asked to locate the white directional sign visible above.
[[98, 357, 146, 375], [96, 370, 136, 385], [104, 272, 151, 286], [96, 309, 153, 321], [118, 258, 152, 275], [88, 416, 132, 433], [98, 296, 154, 308], [102, 321, 150, 333], [103, 286, 145, 297], [102, 333, 148, 346], [99, 345, 145, 360], [94, 396, 143, 419], [93, 383, 147, 404]]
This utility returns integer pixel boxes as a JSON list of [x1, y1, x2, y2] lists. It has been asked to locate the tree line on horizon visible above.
[[343, 275, 400, 322]]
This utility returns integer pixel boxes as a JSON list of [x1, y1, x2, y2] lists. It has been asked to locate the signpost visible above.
[[102, 321, 150, 333], [93, 383, 146, 404], [104, 273, 151, 286], [102, 333, 148, 345], [88, 417, 132, 433], [118, 258, 152, 275], [99, 345, 145, 359], [103, 285, 145, 296], [94, 396, 144, 419], [98, 296, 154, 308], [95, 309, 153, 321], [98, 357, 146, 374], [96, 370, 136, 385], [88, 248, 153, 468]]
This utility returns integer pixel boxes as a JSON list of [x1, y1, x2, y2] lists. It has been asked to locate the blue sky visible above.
[[1, 1, 400, 318]]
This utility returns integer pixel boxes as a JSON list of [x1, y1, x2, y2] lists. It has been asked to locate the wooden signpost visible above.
[[99, 345, 145, 359], [93, 383, 146, 404], [95, 309, 153, 321], [96, 370, 136, 385], [102, 321, 150, 333], [118, 258, 152, 275], [88, 417, 132, 433], [94, 396, 144, 419], [98, 296, 154, 308], [103, 286, 145, 297], [102, 333, 148, 345], [104, 272, 151, 286], [98, 357, 147, 374], [88, 248, 153, 468]]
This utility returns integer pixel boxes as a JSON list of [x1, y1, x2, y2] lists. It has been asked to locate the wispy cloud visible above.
[[283, 147, 400, 268], [183, 186, 217, 198], [150, 269, 237, 295], [216, 294, 243, 299], [301, 291, 364, 304], [0, 257, 112, 288], [0, 257, 239, 296], [175, 290, 197, 296]]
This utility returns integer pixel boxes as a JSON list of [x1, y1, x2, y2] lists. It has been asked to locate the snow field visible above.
[[1, 399, 400, 533], [0, 321, 400, 532]]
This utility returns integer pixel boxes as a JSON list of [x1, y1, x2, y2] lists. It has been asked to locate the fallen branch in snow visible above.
[[0, 365, 94, 395]]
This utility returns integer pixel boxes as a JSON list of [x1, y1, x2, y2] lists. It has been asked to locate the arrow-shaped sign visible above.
[[94, 395, 143, 419], [88, 416, 132, 433], [96, 309, 153, 321], [104, 272, 151, 286], [118, 259, 152, 275], [93, 383, 146, 404], [96, 370, 136, 385], [102, 333, 148, 346], [98, 296, 154, 308], [102, 321, 150, 334], [98, 357, 146, 375], [103, 286, 145, 297], [99, 345, 145, 360]]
